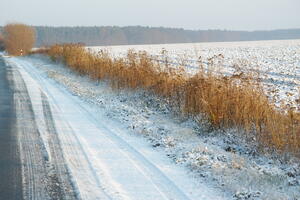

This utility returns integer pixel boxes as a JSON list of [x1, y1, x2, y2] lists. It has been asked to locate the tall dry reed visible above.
[[41, 44, 300, 156]]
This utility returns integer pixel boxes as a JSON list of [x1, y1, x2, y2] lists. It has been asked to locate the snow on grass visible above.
[[11, 56, 229, 199], [21, 54, 300, 200], [89, 39, 300, 110]]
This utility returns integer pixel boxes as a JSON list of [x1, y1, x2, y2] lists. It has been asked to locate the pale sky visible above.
[[0, 0, 299, 31]]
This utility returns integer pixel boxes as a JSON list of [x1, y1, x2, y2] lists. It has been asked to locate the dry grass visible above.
[[41, 44, 300, 156]]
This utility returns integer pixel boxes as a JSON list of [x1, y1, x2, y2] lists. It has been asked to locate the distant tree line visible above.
[[1, 26, 300, 47]]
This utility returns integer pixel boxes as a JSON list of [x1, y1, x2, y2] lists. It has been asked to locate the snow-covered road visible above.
[[1, 56, 228, 199], [0, 56, 78, 199]]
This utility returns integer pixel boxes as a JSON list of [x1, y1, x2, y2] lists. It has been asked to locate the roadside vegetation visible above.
[[37, 44, 300, 157], [2, 23, 36, 56]]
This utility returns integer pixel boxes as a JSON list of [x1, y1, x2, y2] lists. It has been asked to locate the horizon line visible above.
[[1, 24, 300, 32]]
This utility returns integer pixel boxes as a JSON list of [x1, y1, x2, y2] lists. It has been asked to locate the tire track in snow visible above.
[[12, 57, 193, 199], [41, 92, 80, 199], [13, 59, 113, 200], [9, 62, 78, 200], [42, 93, 113, 200], [12, 64, 52, 199]]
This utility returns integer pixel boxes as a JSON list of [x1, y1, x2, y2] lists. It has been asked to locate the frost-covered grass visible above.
[[89, 39, 300, 110], [22, 54, 300, 200], [37, 42, 300, 156]]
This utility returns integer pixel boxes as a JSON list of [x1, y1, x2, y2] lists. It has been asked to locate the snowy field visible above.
[[89, 39, 300, 110], [11, 53, 299, 199]]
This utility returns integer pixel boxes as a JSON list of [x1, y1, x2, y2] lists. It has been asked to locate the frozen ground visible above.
[[4, 55, 229, 199], [10, 52, 300, 200], [89, 39, 300, 110]]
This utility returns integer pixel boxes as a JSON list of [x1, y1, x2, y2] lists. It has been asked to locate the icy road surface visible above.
[[0, 55, 228, 199]]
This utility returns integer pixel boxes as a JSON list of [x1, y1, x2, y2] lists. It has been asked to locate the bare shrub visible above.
[[40, 44, 300, 156], [3, 23, 36, 56]]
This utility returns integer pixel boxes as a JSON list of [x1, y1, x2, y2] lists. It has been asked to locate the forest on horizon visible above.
[[1, 26, 300, 47]]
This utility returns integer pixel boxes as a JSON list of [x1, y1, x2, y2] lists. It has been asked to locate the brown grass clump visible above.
[[3, 23, 36, 56], [41, 44, 300, 156]]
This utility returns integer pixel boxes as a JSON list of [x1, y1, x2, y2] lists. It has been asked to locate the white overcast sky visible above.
[[0, 0, 299, 30]]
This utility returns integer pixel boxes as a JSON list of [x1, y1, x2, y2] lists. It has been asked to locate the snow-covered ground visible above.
[[6, 52, 299, 200], [4, 56, 228, 199], [89, 39, 300, 110]]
